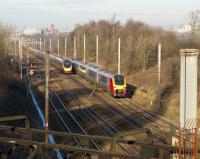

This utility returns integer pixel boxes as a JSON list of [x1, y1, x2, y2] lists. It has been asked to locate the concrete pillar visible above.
[[180, 49, 199, 128]]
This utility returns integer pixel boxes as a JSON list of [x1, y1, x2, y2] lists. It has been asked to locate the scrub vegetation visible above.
[[63, 16, 200, 74], [60, 11, 200, 122]]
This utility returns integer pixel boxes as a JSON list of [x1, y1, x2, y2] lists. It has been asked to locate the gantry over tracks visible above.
[[0, 123, 195, 159]]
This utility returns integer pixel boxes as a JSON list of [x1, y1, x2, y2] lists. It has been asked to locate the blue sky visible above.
[[0, 0, 199, 31]]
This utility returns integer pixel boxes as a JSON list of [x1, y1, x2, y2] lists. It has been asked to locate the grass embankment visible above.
[[127, 57, 200, 123], [0, 59, 39, 127]]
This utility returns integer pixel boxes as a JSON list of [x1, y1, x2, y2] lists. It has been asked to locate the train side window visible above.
[[100, 75, 107, 84], [88, 70, 96, 78]]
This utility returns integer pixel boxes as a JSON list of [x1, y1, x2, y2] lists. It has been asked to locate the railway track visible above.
[[49, 91, 99, 149], [50, 71, 140, 155], [33, 63, 101, 150], [27, 51, 178, 157], [72, 72, 178, 132], [62, 73, 177, 148], [33, 61, 140, 156]]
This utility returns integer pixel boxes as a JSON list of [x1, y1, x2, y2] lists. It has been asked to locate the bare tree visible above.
[[70, 18, 180, 73], [188, 9, 200, 40], [0, 23, 12, 59]]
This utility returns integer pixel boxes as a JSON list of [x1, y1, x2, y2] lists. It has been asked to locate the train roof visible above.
[[31, 48, 63, 63], [49, 54, 63, 63], [30, 49, 124, 79], [70, 59, 120, 78]]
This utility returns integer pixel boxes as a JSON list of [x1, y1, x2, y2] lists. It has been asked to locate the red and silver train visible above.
[[70, 60, 127, 97], [31, 48, 126, 97]]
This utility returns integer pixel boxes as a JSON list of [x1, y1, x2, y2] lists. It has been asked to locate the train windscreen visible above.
[[63, 60, 71, 67], [114, 75, 124, 85]]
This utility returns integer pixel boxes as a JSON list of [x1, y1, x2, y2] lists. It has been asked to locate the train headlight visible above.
[[114, 87, 117, 91]]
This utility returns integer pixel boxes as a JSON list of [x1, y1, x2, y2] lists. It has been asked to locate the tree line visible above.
[[64, 17, 198, 74], [0, 23, 12, 60]]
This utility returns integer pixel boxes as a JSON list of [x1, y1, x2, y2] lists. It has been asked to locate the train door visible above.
[[109, 78, 114, 95]]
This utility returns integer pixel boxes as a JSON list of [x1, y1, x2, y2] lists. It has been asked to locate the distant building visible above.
[[171, 24, 192, 34], [41, 24, 59, 35], [23, 28, 40, 35]]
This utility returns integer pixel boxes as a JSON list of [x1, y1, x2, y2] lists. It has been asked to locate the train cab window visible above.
[[80, 66, 86, 71], [63, 60, 71, 67], [114, 75, 124, 85]]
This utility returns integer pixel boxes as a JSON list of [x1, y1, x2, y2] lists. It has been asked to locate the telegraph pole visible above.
[[40, 38, 42, 50], [15, 40, 17, 61], [26, 41, 29, 64], [33, 38, 35, 49], [118, 38, 121, 74], [33, 39, 34, 49], [57, 37, 59, 56], [26, 41, 29, 98], [34, 38, 37, 50], [49, 37, 52, 53], [43, 38, 46, 52], [19, 37, 23, 79], [45, 49, 50, 145], [35, 39, 37, 50], [74, 36, 76, 59], [18, 37, 20, 73], [96, 34, 99, 66], [64, 37, 67, 58], [31, 38, 33, 48], [96, 34, 99, 84], [84, 34, 86, 62], [157, 43, 161, 107]]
